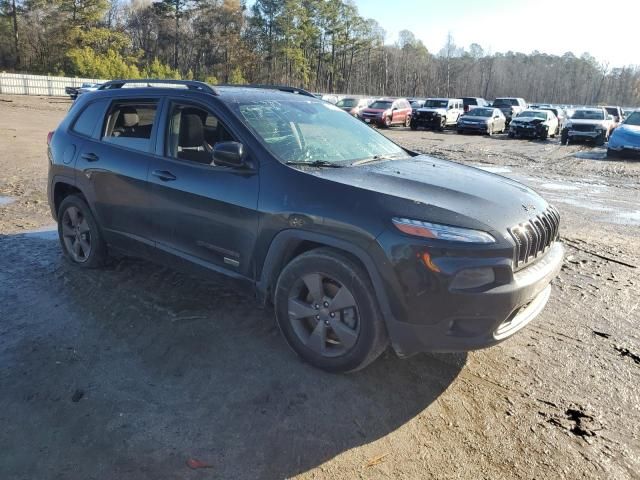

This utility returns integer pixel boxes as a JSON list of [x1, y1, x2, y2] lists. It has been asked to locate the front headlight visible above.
[[392, 218, 495, 243], [564, 122, 572, 129]]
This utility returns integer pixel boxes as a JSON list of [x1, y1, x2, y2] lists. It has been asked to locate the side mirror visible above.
[[213, 141, 246, 168]]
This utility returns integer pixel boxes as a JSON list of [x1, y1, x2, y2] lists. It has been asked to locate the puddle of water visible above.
[[549, 196, 614, 212], [21, 225, 58, 240], [612, 211, 640, 226], [574, 150, 607, 160], [540, 183, 579, 191], [472, 165, 512, 174], [0, 196, 16, 206]]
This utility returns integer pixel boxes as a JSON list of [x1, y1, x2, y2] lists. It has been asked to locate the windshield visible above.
[[605, 107, 618, 116], [368, 101, 392, 109], [624, 112, 640, 126], [518, 111, 546, 119], [336, 98, 357, 108], [424, 99, 448, 108], [467, 108, 493, 117], [572, 109, 604, 120], [494, 98, 518, 107], [235, 99, 407, 164], [409, 100, 423, 107]]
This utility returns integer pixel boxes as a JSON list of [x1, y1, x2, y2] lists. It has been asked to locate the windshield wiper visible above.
[[351, 154, 404, 166], [285, 160, 343, 168]]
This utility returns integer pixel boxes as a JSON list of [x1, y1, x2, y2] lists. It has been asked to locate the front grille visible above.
[[418, 111, 437, 119], [571, 124, 596, 132], [508, 206, 560, 269]]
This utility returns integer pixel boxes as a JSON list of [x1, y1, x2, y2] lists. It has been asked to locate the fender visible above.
[[256, 229, 396, 329]]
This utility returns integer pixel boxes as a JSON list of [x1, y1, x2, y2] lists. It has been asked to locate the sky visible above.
[[352, 0, 640, 67]]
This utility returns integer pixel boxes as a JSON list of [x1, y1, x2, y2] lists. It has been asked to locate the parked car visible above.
[[335, 97, 373, 116], [410, 98, 463, 130], [462, 97, 489, 113], [493, 97, 527, 125], [604, 106, 624, 126], [561, 107, 614, 145], [508, 110, 559, 140], [457, 107, 506, 135], [65, 82, 102, 100], [537, 106, 567, 134], [47, 79, 563, 372], [359, 98, 412, 128], [607, 110, 640, 157], [408, 98, 427, 116]]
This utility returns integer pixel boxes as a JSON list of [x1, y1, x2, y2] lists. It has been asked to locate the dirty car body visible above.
[[47, 80, 564, 371]]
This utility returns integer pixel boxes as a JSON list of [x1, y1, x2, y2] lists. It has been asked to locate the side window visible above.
[[72, 100, 108, 137], [102, 101, 158, 152], [166, 103, 235, 165]]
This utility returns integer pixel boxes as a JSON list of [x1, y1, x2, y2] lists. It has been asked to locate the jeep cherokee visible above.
[[48, 79, 564, 373]]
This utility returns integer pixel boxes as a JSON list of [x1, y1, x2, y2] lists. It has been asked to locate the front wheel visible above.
[[410, 120, 418, 131], [383, 116, 392, 128], [57, 194, 107, 268], [595, 132, 606, 146], [274, 248, 388, 373], [404, 115, 411, 127]]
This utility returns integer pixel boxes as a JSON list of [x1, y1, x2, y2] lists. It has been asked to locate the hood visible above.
[[568, 118, 606, 126], [312, 155, 548, 234], [512, 116, 545, 125], [613, 123, 640, 136], [417, 107, 447, 115]]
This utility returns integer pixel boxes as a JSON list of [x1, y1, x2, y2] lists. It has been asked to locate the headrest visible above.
[[120, 106, 139, 127], [179, 114, 204, 147]]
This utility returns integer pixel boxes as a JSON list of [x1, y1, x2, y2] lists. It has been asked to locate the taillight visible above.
[[47, 131, 54, 145]]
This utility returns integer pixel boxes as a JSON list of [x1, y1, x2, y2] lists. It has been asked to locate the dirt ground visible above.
[[0, 95, 638, 480]]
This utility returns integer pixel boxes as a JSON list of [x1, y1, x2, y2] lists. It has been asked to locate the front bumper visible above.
[[566, 129, 603, 139], [510, 124, 546, 138], [360, 115, 384, 126], [383, 241, 564, 357], [458, 122, 488, 132], [412, 114, 442, 129]]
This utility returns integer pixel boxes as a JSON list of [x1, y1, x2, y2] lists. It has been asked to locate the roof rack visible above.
[[219, 84, 316, 98], [98, 79, 218, 95]]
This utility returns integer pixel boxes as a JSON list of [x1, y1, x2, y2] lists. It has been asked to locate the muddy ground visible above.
[[0, 95, 638, 479]]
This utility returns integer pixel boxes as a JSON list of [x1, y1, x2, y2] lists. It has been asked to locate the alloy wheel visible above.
[[287, 272, 360, 357], [61, 206, 92, 262]]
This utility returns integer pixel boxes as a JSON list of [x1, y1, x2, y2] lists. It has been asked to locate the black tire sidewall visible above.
[[274, 249, 386, 373], [57, 195, 107, 268]]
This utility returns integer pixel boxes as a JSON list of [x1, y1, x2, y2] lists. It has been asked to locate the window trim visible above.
[[162, 99, 241, 169], [99, 98, 162, 155], [70, 99, 109, 139]]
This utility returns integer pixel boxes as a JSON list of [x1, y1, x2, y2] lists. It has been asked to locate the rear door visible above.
[[147, 98, 260, 278], [75, 97, 162, 254]]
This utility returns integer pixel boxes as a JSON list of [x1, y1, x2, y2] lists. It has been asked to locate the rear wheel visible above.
[[57, 194, 107, 268], [274, 248, 388, 373]]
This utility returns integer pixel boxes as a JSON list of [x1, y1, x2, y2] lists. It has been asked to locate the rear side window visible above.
[[102, 101, 158, 152], [72, 100, 108, 137]]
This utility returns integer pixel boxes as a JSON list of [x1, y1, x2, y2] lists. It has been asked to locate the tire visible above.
[[487, 124, 494, 136], [57, 194, 107, 268], [404, 115, 411, 128], [595, 132, 605, 146], [508, 131, 515, 138], [437, 118, 446, 131], [383, 116, 392, 128], [274, 248, 388, 373], [561, 131, 569, 145], [540, 129, 548, 141], [410, 120, 418, 131]]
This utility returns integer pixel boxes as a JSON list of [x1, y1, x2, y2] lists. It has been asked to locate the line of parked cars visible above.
[[327, 93, 637, 157]]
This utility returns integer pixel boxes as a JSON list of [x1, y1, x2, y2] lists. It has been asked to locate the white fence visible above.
[[0, 73, 106, 97]]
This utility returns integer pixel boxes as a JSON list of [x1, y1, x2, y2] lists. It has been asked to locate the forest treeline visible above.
[[1, 0, 639, 105]]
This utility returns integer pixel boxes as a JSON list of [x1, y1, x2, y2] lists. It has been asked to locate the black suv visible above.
[[47, 79, 564, 372]]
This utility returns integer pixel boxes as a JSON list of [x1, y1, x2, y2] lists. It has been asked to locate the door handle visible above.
[[151, 170, 177, 182], [81, 152, 99, 162]]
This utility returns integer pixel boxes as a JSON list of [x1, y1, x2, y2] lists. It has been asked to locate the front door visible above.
[[147, 100, 260, 278]]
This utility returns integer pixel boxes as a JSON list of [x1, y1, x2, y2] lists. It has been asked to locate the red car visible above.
[[359, 98, 412, 128]]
